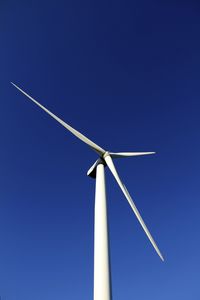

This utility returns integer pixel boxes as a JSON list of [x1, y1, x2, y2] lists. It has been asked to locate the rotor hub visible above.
[[102, 151, 110, 160]]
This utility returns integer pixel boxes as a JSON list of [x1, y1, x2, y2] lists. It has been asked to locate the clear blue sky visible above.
[[1, 1, 200, 299]]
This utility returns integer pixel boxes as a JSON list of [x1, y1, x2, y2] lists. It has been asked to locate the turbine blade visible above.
[[87, 158, 102, 178], [110, 152, 155, 158], [104, 154, 164, 261], [11, 82, 105, 155]]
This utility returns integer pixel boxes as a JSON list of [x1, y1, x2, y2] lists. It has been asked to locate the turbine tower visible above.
[[11, 82, 164, 300]]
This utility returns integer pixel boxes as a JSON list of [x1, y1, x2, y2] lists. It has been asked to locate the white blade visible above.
[[11, 82, 105, 155], [104, 154, 164, 261], [110, 152, 155, 158], [87, 158, 102, 178]]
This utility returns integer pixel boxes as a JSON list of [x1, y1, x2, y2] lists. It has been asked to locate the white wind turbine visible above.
[[11, 82, 164, 300]]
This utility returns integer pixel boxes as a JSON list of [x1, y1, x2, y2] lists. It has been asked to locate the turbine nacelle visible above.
[[87, 158, 106, 178], [87, 152, 110, 178]]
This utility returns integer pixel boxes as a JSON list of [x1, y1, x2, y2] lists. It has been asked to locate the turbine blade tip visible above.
[[159, 254, 164, 262], [11, 82, 17, 88]]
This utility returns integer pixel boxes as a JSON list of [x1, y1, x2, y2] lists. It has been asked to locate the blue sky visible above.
[[1, 0, 200, 299]]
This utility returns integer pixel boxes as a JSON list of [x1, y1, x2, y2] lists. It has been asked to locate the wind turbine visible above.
[[11, 82, 164, 300]]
